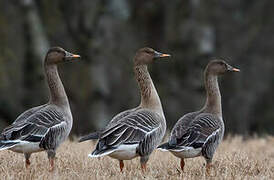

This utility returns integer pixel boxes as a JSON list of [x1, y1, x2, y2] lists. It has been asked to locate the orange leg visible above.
[[49, 158, 55, 172], [119, 160, 124, 172], [141, 163, 147, 173], [25, 159, 31, 168], [24, 153, 31, 169], [206, 162, 212, 175], [180, 158, 185, 172]]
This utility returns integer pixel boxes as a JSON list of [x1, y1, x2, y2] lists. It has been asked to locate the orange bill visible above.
[[232, 68, 240, 72], [72, 54, 81, 58], [159, 54, 171, 57]]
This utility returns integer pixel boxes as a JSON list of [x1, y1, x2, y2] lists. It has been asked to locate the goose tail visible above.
[[157, 142, 171, 151], [88, 148, 116, 158], [0, 140, 18, 150], [79, 132, 99, 142]]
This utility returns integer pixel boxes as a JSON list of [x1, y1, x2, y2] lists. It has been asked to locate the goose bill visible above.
[[65, 51, 81, 61], [154, 51, 171, 58]]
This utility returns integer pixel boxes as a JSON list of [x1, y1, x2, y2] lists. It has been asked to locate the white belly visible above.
[[109, 144, 139, 160], [170, 147, 202, 159], [10, 141, 43, 154]]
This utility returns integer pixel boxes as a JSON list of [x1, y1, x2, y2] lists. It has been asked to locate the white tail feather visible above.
[[157, 147, 169, 152], [88, 149, 116, 158], [0, 141, 18, 151]]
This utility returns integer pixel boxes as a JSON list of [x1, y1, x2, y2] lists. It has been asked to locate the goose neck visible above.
[[203, 71, 222, 117], [44, 64, 68, 106], [134, 65, 162, 112]]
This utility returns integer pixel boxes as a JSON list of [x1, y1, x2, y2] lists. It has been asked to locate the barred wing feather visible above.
[[108, 107, 140, 125], [94, 109, 164, 156], [174, 113, 221, 149], [170, 111, 201, 141], [12, 105, 47, 124], [1, 106, 66, 149], [79, 108, 140, 142]]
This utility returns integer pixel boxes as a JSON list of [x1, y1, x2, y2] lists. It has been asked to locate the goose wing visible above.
[[170, 113, 222, 150], [79, 107, 140, 142], [94, 109, 165, 156], [170, 111, 201, 142], [109, 107, 140, 125], [1, 105, 67, 149], [12, 105, 47, 124]]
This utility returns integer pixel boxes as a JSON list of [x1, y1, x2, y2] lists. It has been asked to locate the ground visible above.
[[0, 136, 273, 180]]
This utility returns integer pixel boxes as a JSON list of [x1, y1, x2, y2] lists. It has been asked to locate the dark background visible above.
[[0, 0, 273, 136]]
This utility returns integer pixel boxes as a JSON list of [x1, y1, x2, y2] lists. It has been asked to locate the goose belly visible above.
[[11, 141, 43, 153], [109, 144, 138, 160], [171, 147, 202, 159]]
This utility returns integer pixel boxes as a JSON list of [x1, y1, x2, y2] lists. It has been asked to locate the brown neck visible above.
[[202, 71, 222, 117], [134, 65, 162, 112], [45, 64, 68, 105]]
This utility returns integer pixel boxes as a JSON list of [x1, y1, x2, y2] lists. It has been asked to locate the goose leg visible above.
[[205, 159, 213, 176], [180, 158, 185, 172], [140, 156, 148, 173], [141, 163, 147, 172], [119, 160, 124, 172], [24, 153, 31, 168], [47, 150, 56, 172]]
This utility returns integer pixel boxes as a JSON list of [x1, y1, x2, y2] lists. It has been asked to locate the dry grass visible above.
[[0, 136, 273, 180]]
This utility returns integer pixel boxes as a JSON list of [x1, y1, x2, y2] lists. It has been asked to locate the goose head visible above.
[[134, 47, 170, 66], [206, 60, 240, 75], [45, 47, 80, 65]]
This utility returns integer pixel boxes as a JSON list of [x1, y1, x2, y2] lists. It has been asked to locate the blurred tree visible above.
[[0, 0, 273, 136]]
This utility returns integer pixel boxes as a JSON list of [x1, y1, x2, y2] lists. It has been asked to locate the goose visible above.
[[0, 47, 80, 171], [158, 60, 240, 174], [80, 47, 170, 172]]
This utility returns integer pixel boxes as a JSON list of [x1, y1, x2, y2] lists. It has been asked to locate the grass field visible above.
[[0, 136, 273, 180]]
